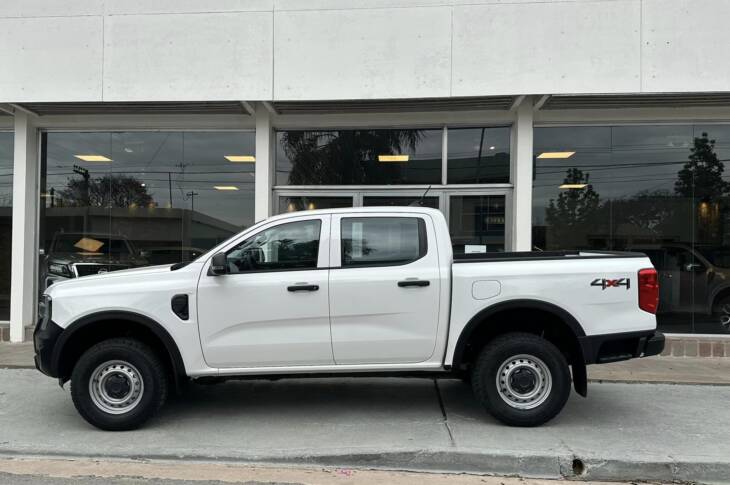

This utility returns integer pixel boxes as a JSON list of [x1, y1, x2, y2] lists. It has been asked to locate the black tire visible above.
[[471, 332, 571, 427], [70, 338, 168, 431]]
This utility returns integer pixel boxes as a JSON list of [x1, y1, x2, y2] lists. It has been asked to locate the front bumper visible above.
[[579, 330, 665, 365], [33, 318, 63, 377]]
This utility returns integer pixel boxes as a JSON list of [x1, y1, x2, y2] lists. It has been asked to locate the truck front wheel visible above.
[[70, 338, 168, 431], [471, 332, 571, 427]]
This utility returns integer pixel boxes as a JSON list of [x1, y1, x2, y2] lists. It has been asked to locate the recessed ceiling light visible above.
[[214, 186, 239, 191], [74, 155, 112, 162], [378, 154, 409, 162], [489, 146, 496, 150], [140, 183, 146, 187], [559, 184, 587, 189], [225, 155, 256, 163], [538, 151, 575, 159]]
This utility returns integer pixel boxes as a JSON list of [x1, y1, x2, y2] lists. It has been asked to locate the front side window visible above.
[[226, 220, 321, 273], [341, 217, 426, 267]]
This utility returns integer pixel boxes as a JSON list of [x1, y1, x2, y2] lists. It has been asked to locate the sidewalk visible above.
[[2, 341, 729, 385]]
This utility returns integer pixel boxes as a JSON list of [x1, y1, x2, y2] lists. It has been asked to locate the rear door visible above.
[[328, 213, 441, 364]]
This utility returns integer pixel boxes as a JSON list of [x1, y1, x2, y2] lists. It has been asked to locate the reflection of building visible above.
[[4, 1, 730, 341]]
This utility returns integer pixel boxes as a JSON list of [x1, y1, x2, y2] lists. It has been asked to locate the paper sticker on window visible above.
[[465, 245, 487, 254]]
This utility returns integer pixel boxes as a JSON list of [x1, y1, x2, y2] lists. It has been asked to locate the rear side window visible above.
[[341, 217, 427, 267]]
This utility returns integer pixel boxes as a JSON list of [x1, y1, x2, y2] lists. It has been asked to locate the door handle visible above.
[[398, 280, 430, 288], [287, 284, 319, 292]]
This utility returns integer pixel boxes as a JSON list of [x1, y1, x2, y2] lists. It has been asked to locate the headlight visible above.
[[48, 263, 73, 277]]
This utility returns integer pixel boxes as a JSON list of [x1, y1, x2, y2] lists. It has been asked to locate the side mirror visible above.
[[209, 252, 228, 276]]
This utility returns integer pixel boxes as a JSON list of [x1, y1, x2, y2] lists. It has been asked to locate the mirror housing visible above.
[[209, 252, 228, 276]]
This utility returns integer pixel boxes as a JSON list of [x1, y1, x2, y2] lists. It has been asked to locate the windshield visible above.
[[52, 235, 132, 256], [695, 246, 730, 268]]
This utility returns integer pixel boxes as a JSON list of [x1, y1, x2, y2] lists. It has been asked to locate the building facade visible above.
[[3, 0, 730, 342]]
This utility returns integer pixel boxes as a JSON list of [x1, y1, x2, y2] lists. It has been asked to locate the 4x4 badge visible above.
[[591, 278, 630, 290]]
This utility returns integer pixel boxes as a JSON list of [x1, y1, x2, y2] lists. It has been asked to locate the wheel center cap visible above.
[[510, 368, 537, 393], [105, 374, 131, 399]]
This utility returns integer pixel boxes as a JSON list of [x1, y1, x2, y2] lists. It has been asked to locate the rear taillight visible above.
[[638, 268, 659, 314]]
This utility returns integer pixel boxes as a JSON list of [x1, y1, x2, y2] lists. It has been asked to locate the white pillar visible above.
[[10, 113, 39, 342], [254, 102, 273, 223], [510, 96, 534, 252]]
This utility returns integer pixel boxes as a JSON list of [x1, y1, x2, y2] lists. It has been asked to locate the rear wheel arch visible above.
[[451, 300, 588, 396], [52, 311, 186, 390]]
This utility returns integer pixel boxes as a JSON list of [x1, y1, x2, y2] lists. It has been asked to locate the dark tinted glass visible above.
[[276, 129, 442, 185], [449, 195, 505, 254], [447, 127, 510, 183], [0, 132, 12, 320], [279, 196, 353, 213], [39, 131, 255, 288], [226, 220, 321, 273], [363, 196, 439, 209], [341, 217, 425, 267], [532, 124, 730, 334]]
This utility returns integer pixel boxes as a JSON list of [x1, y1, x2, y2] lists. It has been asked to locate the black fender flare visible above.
[[52, 311, 187, 388], [451, 299, 589, 397]]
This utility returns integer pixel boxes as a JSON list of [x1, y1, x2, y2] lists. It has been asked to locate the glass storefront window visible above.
[[279, 196, 353, 213], [275, 129, 442, 185], [450, 195, 505, 254], [447, 127, 510, 184], [533, 124, 730, 334], [0, 132, 13, 320], [39, 131, 254, 289], [363, 196, 439, 208]]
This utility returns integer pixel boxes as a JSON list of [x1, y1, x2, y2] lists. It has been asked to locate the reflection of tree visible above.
[[675, 133, 730, 199], [280, 130, 422, 184], [545, 168, 600, 248], [58, 174, 154, 208]]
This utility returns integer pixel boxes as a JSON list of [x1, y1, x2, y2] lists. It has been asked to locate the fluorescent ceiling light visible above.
[[378, 154, 409, 162], [538, 151, 575, 159], [225, 155, 256, 163], [559, 183, 587, 189], [214, 186, 239, 191], [74, 154, 112, 162]]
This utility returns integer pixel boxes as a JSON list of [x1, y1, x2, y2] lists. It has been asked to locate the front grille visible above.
[[73, 264, 129, 277]]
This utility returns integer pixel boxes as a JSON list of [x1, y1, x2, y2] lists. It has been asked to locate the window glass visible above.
[[226, 220, 321, 273], [532, 124, 730, 334], [279, 196, 353, 213], [450, 195, 505, 254], [341, 217, 425, 267], [0, 132, 13, 320], [39, 131, 255, 290], [363, 196, 439, 209], [276, 129, 442, 185], [447, 127, 510, 184]]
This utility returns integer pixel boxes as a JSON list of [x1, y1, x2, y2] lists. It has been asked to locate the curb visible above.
[[1, 448, 727, 485]]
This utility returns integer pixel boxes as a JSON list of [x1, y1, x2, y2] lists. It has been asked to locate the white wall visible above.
[[1, 0, 729, 101]]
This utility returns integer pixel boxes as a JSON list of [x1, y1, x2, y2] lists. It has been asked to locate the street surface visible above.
[[0, 369, 728, 483]]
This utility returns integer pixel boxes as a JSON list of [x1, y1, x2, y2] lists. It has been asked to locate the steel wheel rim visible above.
[[718, 303, 730, 328], [495, 354, 552, 410], [89, 360, 144, 415]]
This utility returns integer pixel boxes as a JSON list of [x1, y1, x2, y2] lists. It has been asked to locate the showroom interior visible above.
[[4, 95, 730, 340]]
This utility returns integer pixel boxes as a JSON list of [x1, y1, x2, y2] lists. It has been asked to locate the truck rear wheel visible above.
[[471, 332, 571, 427], [70, 338, 168, 431]]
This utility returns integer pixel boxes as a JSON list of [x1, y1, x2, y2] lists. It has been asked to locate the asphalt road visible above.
[[1, 369, 729, 483]]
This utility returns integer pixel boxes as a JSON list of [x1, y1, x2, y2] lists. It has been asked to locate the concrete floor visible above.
[[0, 369, 728, 483]]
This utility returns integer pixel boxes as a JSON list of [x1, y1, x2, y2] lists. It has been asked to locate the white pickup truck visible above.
[[34, 207, 664, 431]]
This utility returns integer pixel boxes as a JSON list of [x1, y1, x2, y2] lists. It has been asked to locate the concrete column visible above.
[[9, 113, 39, 342], [510, 97, 534, 252], [254, 103, 273, 223]]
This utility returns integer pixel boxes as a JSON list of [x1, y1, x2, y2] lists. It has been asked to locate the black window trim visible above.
[[339, 216, 429, 269], [222, 218, 324, 275]]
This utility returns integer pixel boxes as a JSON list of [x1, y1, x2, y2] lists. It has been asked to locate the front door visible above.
[[328, 213, 441, 364], [197, 216, 333, 368]]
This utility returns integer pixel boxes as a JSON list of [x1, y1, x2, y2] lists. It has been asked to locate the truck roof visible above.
[[267, 206, 443, 223]]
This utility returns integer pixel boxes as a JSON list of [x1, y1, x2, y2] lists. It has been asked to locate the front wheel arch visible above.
[[53, 311, 186, 390]]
